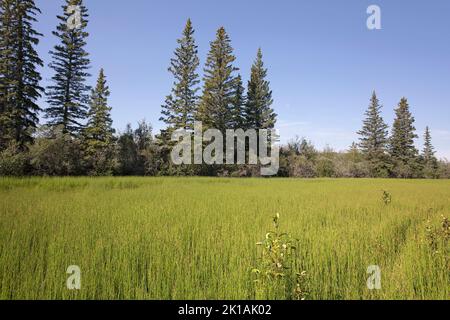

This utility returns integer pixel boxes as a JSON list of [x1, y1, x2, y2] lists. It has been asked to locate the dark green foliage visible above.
[[0, 0, 43, 148], [160, 19, 200, 132], [230, 74, 246, 129], [117, 124, 139, 175], [1, 121, 448, 178], [0, 0, 13, 150], [198, 27, 239, 133], [83, 69, 115, 175], [0, 141, 27, 176], [390, 98, 418, 161], [134, 120, 158, 176], [357, 92, 390, 177], [421, 126, 439, 178], [422, 126, 435, 162], [134, 120, 153, 153], [158, 19, 200, 175], [389, 98, 419, 177], [28, 125, 85, 176], [245, 48, 276, 130], [116, 121, 157, 176], [0, 0, 15, 149], [45, 0, 91, 135]]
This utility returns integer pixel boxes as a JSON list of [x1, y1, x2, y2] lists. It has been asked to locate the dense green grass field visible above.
[[0, 177, 448, 300]]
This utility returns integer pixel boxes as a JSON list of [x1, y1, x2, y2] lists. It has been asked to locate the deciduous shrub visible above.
[[0, 142, 26, 176], [252, 214, 308, 300]]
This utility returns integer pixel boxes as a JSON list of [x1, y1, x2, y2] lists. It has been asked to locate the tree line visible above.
[[280, 92, 448, 179], [0, 0, 448, 178]]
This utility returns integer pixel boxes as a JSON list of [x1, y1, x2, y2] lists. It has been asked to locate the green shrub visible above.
[[252, 214, 308, 300], [0, 142, 27, 176]]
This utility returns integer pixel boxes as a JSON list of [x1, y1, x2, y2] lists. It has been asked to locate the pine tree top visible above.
[[160, 18, 200, 132], [199, 27, 239, 131], [357, 91, 389, 158], [390, 97, 418, 162], [45, 0, 91, 135], [422, 126, 436, 162], [84, 68, 113, 148], [245, 48, 276, 129]]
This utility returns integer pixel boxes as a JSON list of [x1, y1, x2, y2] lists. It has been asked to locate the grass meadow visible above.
[[0, 177, 448, 300]]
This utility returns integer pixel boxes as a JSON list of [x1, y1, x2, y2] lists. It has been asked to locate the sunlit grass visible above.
[[0, 177, 448, 300]]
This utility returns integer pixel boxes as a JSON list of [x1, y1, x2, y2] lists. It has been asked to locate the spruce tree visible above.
[[0, 0, 43, 148], [230, 74, 246, 129], [357, 91, 390, 176], [83, 69, 115, 174], [421, 126, 438, 178], [389, 97, 418, 163], [198, 27, 239, 133], [0, 0, 15, 148], [160, 19, 200, 133], [117, 124, 139, 175], [45, 0, 91, 136], [245, 48, 276, 130], [422, 126, 436, 163]]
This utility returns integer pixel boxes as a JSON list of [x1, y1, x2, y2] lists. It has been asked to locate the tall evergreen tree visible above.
[[84, 69, 113, 150], [421, 126, 438, 178], [45, 0, 91, 136], [0, 0, 43, 148], [422, 126, 436, 163], [389, 97, 418, 163], [0, 0, 15, 148], [198, 27, 238, 133], [160, 19, 200, 133], [422, 126, 436, 164], [230, 74, 245, 129], [357, 91, 390, 176], [83, 69, 114, 174], [245, 48, 276, 130]]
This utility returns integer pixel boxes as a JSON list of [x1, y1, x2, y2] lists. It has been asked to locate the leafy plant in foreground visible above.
[[382, 190, 392, 205], [252, 213, 308, 300], [426, 215, 449, 255], [425, 215, 449, 275]]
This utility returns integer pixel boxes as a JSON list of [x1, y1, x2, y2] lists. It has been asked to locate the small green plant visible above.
[[252, 213, 308, 300], [426, 215, 449, 255], [382, 190, 392, 205]]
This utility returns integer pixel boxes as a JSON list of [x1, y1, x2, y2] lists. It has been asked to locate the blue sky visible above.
[[34, 0, 450, 158]]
